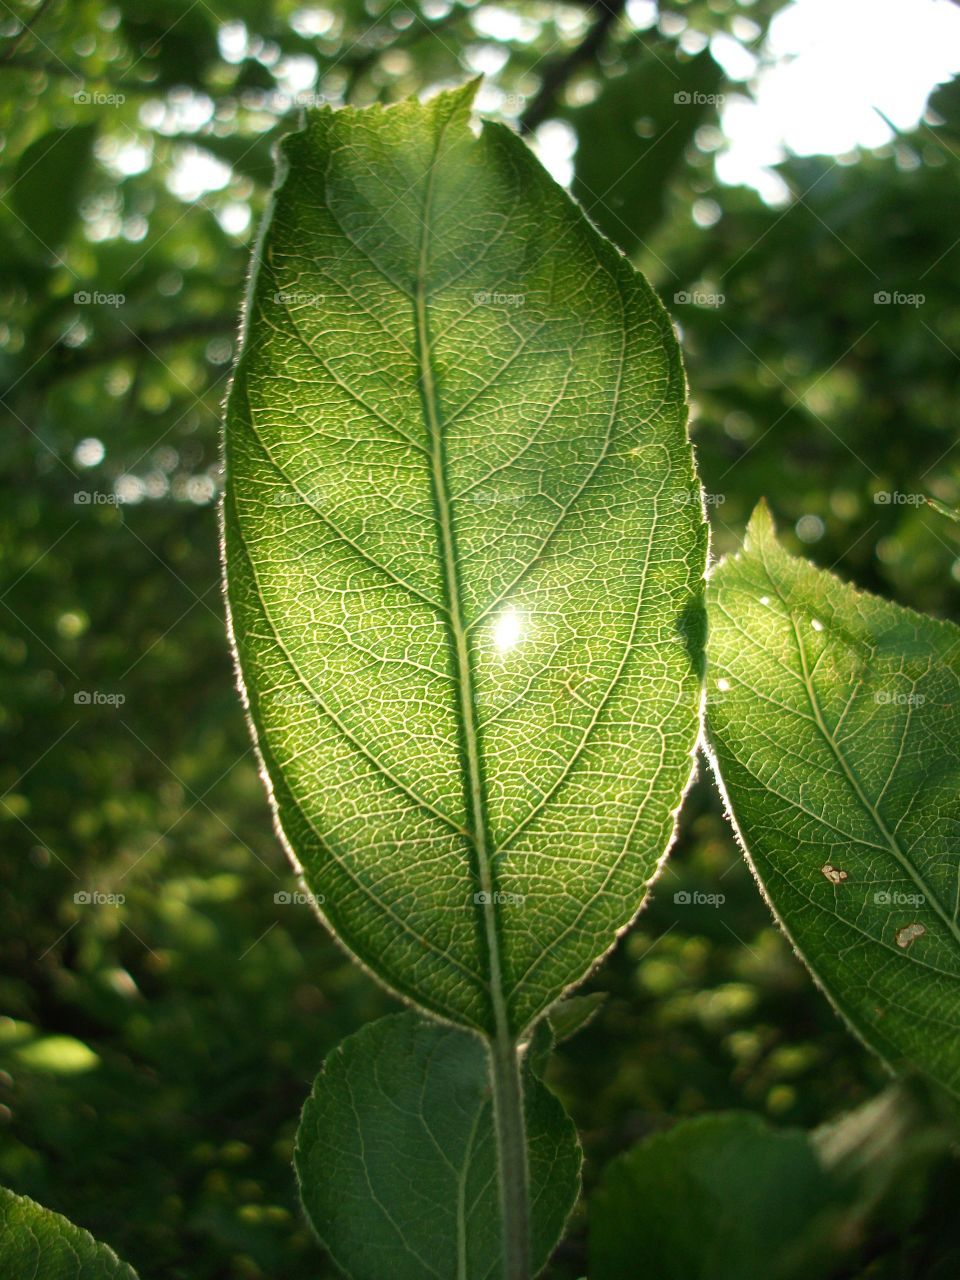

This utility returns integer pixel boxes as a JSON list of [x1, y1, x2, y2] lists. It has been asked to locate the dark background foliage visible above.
[[1, 0, 958, 1276]]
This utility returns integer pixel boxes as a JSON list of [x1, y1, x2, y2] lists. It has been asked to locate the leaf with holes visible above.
[[0, 1186, 139, 1279], [222, 83, 706, 1037], [706, 503, 960, 1100]]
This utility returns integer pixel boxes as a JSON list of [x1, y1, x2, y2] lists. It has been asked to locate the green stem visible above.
[[489, 1030, 531, 1280]]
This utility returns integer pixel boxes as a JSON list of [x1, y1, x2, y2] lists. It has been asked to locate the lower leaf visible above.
[[589, 1091, 952, 1280], [0, 1186, 139, 1279], [590, 1113, 840, 1280], [294, 1012, 580, 1280]]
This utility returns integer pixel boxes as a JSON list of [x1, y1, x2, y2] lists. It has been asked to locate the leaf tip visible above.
[[423, 76, 483, 125], [926, 496, 960, 524], [745, 498, 776, 551]]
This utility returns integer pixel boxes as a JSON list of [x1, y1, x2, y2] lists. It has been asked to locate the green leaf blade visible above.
[[295, 1013, 580, 1280], [0, 1187, 139, 1279], [706, 504, 960, 1098], [223, 85, 706, 1034], [589, 1092, 953, 1280], [589, 1113, 840, 1280]]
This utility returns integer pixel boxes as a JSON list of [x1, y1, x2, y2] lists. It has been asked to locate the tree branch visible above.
[[0, 0, 58, 63], [9, 316, 233, 393], [518, 0, 627, 135]]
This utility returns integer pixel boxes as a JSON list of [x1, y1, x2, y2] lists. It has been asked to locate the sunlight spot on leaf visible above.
[[493, 607, 523, 654]]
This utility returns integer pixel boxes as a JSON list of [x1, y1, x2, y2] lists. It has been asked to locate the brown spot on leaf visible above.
[[821, 863, 848, 884], [895, 922, 926, 949]]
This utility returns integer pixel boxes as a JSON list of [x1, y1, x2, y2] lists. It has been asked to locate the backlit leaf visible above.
[[222, 83, 706, 1034], [706, 503, 960, 1099]]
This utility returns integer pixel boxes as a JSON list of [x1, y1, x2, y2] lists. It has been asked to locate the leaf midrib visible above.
[[412, 115, 510, 1040]]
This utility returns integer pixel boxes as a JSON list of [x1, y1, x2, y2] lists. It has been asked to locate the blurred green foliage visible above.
[[589, 1085, 960, 1280], [0, 0, 957, 1276]]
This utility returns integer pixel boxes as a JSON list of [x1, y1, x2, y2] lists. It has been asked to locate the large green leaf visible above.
[[222, 84, 706, 1035], [295, 1013, 580, 1279], [706, 503, 960, 1098], [0, 1186, 139, 1279]]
